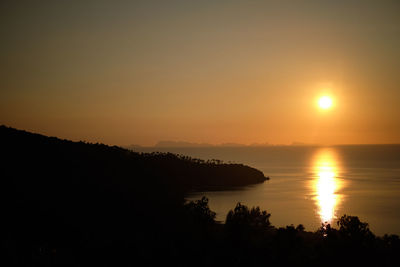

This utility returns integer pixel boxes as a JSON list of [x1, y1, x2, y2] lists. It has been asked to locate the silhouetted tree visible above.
[[296, 224, 305, 232], [183, 196, 216, 226], [226, 203, 271, 230], [337, 214, 374, 241]]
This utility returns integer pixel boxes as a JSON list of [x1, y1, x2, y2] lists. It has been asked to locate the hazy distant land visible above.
[[126, 140, 319, 149]]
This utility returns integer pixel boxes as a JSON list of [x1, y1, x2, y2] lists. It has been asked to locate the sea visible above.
[[132, 145, 400, 236]]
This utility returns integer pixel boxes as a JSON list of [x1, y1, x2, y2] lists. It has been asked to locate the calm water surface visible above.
[[134, 145, 400, 235]]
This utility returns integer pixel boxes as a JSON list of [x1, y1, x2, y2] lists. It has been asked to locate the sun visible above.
[[318, 96, 333, 109]]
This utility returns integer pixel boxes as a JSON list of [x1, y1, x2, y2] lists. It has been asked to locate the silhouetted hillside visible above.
[[0, 125, 266, 265], [1, 126, 267, 190]]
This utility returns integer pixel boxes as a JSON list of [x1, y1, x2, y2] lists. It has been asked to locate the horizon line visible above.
[[126, 142, 400, 148], [2, 125, 399, 148]]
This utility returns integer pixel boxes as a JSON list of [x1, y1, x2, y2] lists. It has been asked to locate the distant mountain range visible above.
[[127, 141, 272, 148], [126, 141, 315, 148]]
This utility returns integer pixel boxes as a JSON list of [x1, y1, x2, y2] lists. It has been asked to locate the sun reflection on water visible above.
[[311, 148, 344, 224]]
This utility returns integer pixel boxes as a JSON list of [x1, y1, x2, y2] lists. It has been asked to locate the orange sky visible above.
[[1, 1, 400, 146]]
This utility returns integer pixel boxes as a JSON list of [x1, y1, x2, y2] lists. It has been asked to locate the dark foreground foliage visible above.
[[178, 199, 400, 267], [1, 125, 399, 266]]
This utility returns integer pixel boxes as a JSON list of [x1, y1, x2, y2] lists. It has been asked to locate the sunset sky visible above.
[[1, 1, 400, 146]]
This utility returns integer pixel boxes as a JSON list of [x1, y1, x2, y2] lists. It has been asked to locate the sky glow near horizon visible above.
[[1, 1, 400, 146]]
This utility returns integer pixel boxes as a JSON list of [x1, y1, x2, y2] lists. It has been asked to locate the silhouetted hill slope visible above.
[[1, 125, 266, 265], [0, 125, 266, 190]]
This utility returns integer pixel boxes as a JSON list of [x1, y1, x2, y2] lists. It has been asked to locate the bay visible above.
[[133, 145, 400, 235]]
